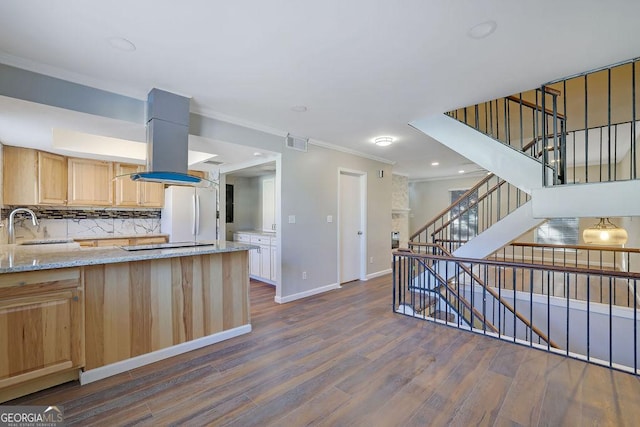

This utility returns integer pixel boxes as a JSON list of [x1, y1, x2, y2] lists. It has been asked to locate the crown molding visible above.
[[0, 52, 146, 100], [192, 106, 396, 166], [2, 53, 396, 167], [307, 138, 396, 165]]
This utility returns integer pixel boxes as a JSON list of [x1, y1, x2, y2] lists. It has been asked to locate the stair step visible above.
[[432, 310, 455, 322], [409, 293, 437, 313]]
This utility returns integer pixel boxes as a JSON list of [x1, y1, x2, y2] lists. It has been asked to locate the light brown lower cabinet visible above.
[[0, 250, 250, 402], [0, 268, 84, 402], [84, 251, 249, 370]]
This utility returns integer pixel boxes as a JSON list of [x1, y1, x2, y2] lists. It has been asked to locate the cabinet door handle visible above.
[[192, 194, 197, 235]]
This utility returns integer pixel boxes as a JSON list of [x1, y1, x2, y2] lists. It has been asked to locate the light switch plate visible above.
[[288, 215, 296, 224], [327, 215, 333, 223]]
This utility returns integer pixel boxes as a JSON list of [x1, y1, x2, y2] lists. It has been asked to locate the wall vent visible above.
[[285, 134, 308, 152]]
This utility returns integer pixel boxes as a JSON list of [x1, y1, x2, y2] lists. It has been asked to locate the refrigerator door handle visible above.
[[192, 194, 197, 235], [195, 194, 201, 236]]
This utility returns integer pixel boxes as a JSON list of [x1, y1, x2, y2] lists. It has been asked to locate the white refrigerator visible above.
[[161, 186, 218, 242]]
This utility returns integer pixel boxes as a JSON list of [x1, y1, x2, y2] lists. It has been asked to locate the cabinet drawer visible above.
[[251, 236, 271, 245], [0, 268, 81, 299], [235, 234, 251, 243]]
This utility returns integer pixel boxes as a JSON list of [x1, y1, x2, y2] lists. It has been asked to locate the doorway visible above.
[[338, 169, 366, 284]]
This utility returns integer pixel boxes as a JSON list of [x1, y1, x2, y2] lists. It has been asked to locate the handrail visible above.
[[505, 95, 566, 120], [402, 247, 640, 280], [410, 172, 494, 240], [429, 179, 503, 237], [508, 242, 640, 254], [407, 242, 559, 348]]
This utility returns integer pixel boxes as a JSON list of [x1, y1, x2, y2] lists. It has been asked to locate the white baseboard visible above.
[[275, 282, 340, 304], [79, 324, 252, 385], [365, 268, 392, 280]]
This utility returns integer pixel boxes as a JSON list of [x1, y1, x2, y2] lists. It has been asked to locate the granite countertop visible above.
[[0, 241, 256, 274]]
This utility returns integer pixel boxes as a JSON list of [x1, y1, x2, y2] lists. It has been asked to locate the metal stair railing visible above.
[[447, 88, 566, 186], [408, 242, 556, 348], [394, 247, 498, 333], [409, 173, 529, 254], [491, 242, 640, 308], [393, 247, 640, 375]]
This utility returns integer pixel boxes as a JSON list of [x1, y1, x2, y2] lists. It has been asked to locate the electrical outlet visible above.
[[370, 257, 374, 264], [302, 271, 307, 280]]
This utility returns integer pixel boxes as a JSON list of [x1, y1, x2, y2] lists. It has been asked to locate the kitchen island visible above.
[[0, 241, 254, 402]]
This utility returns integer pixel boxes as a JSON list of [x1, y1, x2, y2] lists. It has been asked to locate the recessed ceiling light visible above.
[[373, 136, 394, 147], [467, 20, 497, 39], [458, 170, 465, 174], [107, 37, 136, 52], [431, 162, 439, 166], [291, 105, 308, 112]]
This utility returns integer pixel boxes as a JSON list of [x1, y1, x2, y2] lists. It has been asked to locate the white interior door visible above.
[[339, 171, 364, 283]]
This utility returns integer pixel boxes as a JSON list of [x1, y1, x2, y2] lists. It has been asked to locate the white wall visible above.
[[409, 174, 485, 235], [192, 115, 392, 299]]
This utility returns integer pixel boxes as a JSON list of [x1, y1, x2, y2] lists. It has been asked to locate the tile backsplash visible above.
[[0, 207, 162, 244]]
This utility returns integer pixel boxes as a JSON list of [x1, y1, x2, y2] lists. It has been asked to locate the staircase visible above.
[[396, 58, 640, 372]]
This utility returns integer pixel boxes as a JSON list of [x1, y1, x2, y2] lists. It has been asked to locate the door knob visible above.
[[357, 231, 363, 235]]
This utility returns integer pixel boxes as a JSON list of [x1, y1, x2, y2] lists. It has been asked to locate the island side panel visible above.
[[223, 250, 250, 328], [84, 251, 250, 371]]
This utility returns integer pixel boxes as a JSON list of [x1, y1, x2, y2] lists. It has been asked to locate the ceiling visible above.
[[0, 1, 639, 180]]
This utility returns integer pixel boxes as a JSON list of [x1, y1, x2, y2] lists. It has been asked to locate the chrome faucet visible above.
[[8, 208, 39, 244]]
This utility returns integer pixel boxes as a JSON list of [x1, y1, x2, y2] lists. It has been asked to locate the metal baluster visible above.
[[519, 93, 524, 150], [566, 272, 570, 356], [609, 276, 613, 367], [530, 268, 534, 347], [552, 92, 559, 184], [633, 61, 637, 180], [547, 270, 551, 351], [585, 75, 589, 183], [635, 278, 638, 373], [608, 68, 612, 182], [600, 127, 603, 182], [587, 275, 591, 361]]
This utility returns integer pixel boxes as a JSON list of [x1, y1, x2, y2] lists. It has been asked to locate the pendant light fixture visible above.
[[582, 218, 628, 245]]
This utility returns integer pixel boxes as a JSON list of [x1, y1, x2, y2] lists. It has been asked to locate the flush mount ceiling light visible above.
[[458, 170, 465, 174], [583, 218, 628, 245], [431, 162, 440, 166], [373, 136, 394, 147], [107, 37, 137, 52], [467, 20, 497, 39], [253, 152, 263, 156], [290, 105, 308, 112]]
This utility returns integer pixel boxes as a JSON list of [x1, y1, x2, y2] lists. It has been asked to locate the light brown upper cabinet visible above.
[[38, 151, 67, 204], [3, 146, 67, 205], [67, 158, 113, 206], [139, 179, 164, 207], [113, 163, 141, 207], [188, 170, 206, 179], [113, 163, 164, 208]]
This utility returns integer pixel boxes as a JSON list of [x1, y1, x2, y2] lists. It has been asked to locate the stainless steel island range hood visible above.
[[130, 88, 207, 186]]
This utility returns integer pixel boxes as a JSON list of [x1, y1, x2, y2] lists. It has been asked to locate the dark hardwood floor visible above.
[[9, 275, 640, 426]]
